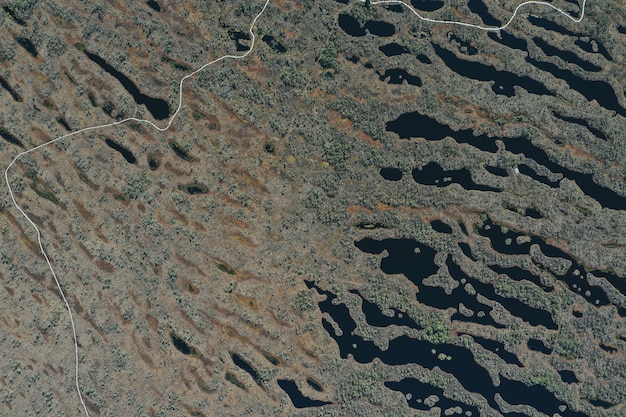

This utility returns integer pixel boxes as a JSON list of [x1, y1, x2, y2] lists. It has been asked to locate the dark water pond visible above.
[[533, 37, 601, 72], [179, 183, 208, 195], [449, 32, 478, 55], [306, 378, 323, 392], [432, 43, 551, 97], [553, 111, 607, 140], [349, 289, 422, 330], [488, 31, 528, 51], [528, 16, 576, 36], [14, 36, 38, 58], [338, 14, 365, 37], [525, 55, 624, 117], [528, 337, 549, 354], [489, 264, 553, 292], [104, 138, 136, 164], [85, 51, 169, 120], [559, 369, 579, 383], [599, 342, 617, 353], [262, 35, 287, 53], [386, 110, 498, 152], [378, 68, 422, 86], [498, 376, 588, 417], [524, 207, 542, 219], [231, 353, 261, 385], [0, 75, 22, 102], [146, 0, 161, 12], [379, 167, 402, 181], [517, 163, 561, 188], [355, 238, 556, 329], [430, 219, 452, 234], [468, 0, 501, 26], [412, 162, 501, 192], [229, 29, 251, 52], [387, 109, 626, 211], [529, 16, 612, 61], [169, 141, 194, 162], [366, 20, 395, 37], [56, 117, 71, 131], [354, 238, 504, 328], [416, 53, 432, 64], [499, 136, 626, 210], [0, 127, 23, 148], [338, 14, 396, 37], [447, 256, 558, 329], [386, 378, 478, 415], [588, 398, 615, 409], [485, 165, 508, 177], [354, 238, 439, 285], [170, 333, 194, 355], [460, 333, 523, 366], [309, 280, 586, 417], [458, 242, 477, 261], [277, 379, 331, 408], [379, 42, 409, 57], [478, 218, 621, 306], [410, 0, 445, 12]]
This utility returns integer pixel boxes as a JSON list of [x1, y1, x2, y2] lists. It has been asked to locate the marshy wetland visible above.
[[1, 0, 626, 416]]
